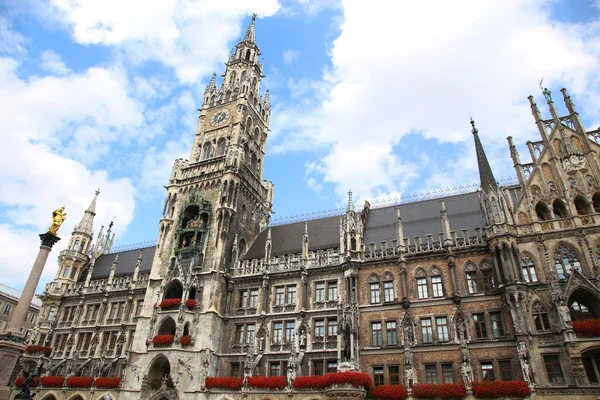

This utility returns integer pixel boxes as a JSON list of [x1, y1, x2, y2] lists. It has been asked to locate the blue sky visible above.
[[1, 0, 600, 292]]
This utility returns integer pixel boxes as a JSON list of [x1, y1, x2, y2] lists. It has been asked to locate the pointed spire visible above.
[[347, 190, 354, 212], [244, 14, 257, 44], [264, 89, 270, 109], [205, 73, 217, 93], [470, 118, 497, 191], [75, 189, 100, 235]]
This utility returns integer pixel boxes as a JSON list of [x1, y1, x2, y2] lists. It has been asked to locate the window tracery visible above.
[[554, 244, 582, 279]]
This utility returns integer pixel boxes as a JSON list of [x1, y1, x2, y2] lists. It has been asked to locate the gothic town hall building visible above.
[[16, 17, 600, 400]]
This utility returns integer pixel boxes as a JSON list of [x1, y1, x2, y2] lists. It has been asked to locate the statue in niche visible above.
[[517, 342, 535, 384], [299, 330, 307, 349], [558, 300, 573, 329], [461, 361, 473, 388]]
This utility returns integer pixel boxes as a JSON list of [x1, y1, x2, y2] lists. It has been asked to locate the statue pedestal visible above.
[[0, 334, 26, 400], [337, 361, 359, 372]]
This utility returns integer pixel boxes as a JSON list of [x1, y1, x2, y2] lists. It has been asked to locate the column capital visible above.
[[39, 232, 61, 248]]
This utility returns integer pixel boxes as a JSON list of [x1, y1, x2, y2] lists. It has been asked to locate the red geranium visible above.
[[292, 375, 327, 390], [472, 380, 530, 398], [323, 371, 372, 388], [185, 299, 197, 308], [371, 384, 408, 399], [248, 375, 288, 390], [40, 376, 65, 387], [413, 383, 466, 399], [573, 318, 600, 337], [14, 376, 39, 388], [205, 376, 243, 390], [179, 335, 192, 346], [152, 334, 175, 346], [159, 298, 182, 309], [66, 376, 93, 388], [95, 377, 121, 389], [25, 345, 52, 356]]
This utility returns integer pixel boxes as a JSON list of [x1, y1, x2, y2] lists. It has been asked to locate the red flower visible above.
[[205, 377, 243, 390], [179, 335, 192, 346], [248, 375, 288, 390], [323, 371, 372, 388], [159, 298, 182, 309], [25, 345, 52, 356], [371, 384, 408, 399], [152, 334, 175, 346], [573, 318, 600, 337], [292, 375, 327, 390], [185, 299, 197, 308], [66, 376, 93, 388], [14, 376, 39, 388], [413, 383, 466, 399], [95, 377, 121, 389], [40, 376, 65, 387], [472, 380, 530, 398]]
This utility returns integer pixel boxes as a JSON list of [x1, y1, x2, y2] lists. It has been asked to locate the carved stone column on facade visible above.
[[301, 271, 308, 310], [260, 274, 269, 313]]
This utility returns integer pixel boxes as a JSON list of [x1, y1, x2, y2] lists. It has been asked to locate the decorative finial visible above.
[[95, 188, 100, 195], [347, 190, 354, 212], [470, 115, 477, 134]]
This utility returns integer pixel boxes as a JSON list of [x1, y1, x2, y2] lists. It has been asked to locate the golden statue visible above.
[[48, 206, 67, 235]]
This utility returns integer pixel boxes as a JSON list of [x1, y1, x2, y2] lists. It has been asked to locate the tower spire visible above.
[[244, 14, 257, 44], [76, 189, 100, 235], [471, 118, 497, 192]]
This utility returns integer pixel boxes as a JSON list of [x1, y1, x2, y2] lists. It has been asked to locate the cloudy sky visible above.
[[1, 0, 600, 292]]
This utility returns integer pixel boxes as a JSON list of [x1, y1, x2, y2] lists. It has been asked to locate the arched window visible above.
[[554, 244, 582, 279], [465, 263, 479, 294], [520, 253, 538, 282], [241, 205, 247, 223], [164, 280, 183, 300], [202, 142, 213, 160], [382, 272, 395, 302], [238, 238, 246, 258], [369, 274, 381, 304], [430, 266, 444, 298], [251, 77, 257, 90], [574, 195, 591, 215], [245, 49, 251, 60], [415, 268, 428, 299], [246, 117, 252, 133], [157, 317, 176, 335], [229, 71, 236, 86], [73, 239, 80, 250], [532, 301, 550, 331], [552, 199, 567, 218], [568, 288, 600, 321], [254, 127, 260, 143], [480, 261, 496, 291], [217, 138, 226, 156], [183, 322, 190, 336], [593, 193, 600, 213], [188, 287, 197, 301], [250, 153, 257, 173], [535, 202, 550, 221], [225, 91, 231, 102]]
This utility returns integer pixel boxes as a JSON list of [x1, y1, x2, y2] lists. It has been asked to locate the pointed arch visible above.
[[535, 201, 551, 221], [217, 138, 227, 156], [368, 273, 381, 304], [592, 193, 600, 213], [554, 243, 583, 279], [381, 271, 395, 302], [574, 195, 592, 215], [164, 280, 183, 300], [552, 198, 568, 218], [202, 142, 213, 160], [532, 300, 551, 331], [229, 71, 237, 85], [157, 317, 176, 335], [147, 354, 171, 382], [520, 252, 538, 282]]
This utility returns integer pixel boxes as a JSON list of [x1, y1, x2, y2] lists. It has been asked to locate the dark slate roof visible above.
[[244, 191, 483, 260], [78, 246, 156, 281]]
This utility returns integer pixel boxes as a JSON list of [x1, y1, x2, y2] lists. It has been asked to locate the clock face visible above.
[[210, 108, 230, 127]]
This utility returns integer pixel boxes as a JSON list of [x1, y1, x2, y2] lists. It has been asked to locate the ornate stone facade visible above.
[[14, 18, 600, 400]]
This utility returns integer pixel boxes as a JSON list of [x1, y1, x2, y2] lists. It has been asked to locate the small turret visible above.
[[302, 223, 309, 261], [244, 14, 257, 44]]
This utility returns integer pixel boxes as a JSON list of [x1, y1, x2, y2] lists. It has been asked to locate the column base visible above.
[[0, 336, 26, 400]]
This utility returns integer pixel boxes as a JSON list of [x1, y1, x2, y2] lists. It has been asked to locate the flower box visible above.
[[66, 376, 93, 388], [248, 375, 287, 390], [413, 383, 466, 399], [573, 318, 600, 337], [292, 372, 372, 391], [179, 335, 192, 346], [472, 380, 530, 399], [205, 376, 243, 390], [152, 334, 175, 346], [159, 298, 182, 309], [25, 345, 52, 356], [185, 299, 197, 308], [95, 377, 121, 389], [371, 384, 408, 399], [292, 375, 326, 390], [40, 376, 65, 387], [14, 376, 39, 388]]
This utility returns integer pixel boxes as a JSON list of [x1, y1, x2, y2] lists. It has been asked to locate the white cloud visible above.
[[40, 50, 70, 75], [0, 17, 26, 55], [283, 49, 299, 64], [306, 177, 322, 192], [49, 0, 281, 83], [0, 56, 141, 291], [273, 0, 600, 201]]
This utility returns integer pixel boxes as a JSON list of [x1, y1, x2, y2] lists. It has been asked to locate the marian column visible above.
[[0, 206, 64, 400]]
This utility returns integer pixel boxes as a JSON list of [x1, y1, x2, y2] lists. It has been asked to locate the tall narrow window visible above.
[[467, 272, 479, 294], [521, 254, 538, 282], [272, 322, 282, 344], [474, 313, 487, 339], [374, 366, 385, 385], [328, 281, 338, 301], [425, 364, 437, 384], [248, 289, 259, 308], [275, 287, 285, 306], [315, 283, 325, 302], [386, 321, 398, 345], [239, 290, 248, 308], [442, 364, 454, 383], [544, 355, 564, 384], [313, 361, 324, 376], [421, 318, 433, 344], [383, 281, 395, 302], [417, 278, 428, 299], [270, 362, 281, 377], [389, 366, 400, 385], [235, 325, 244, 345], [490, 312, 504, 338], [554, 245, 582, 279], [284, 321, 295, 343], [533, 302, 551, 331], [314, 320, 324, 342], [481, 361, 495, 380], [372, 322, 383, 346], [370, 282, 381, 303], [436, 317, 449, 342], [246, 324, 255, 344], [498, 360, 512, 381], [482, 270, 496, 291], [287, 286, 297, 305], [327, 319, 337, 339], [431, 276, 443, 298]]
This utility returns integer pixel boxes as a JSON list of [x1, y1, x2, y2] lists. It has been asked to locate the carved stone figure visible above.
[[49, 205, 67, 235], [405, 365, 414, 388], [517, 342, 535, 384], [299, 331, 307, 349], [461, 361, 473, 388], [558, 300, 573, 329]]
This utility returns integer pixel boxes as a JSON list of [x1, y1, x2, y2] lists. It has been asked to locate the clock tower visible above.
[[125, 15, 274, 394]]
